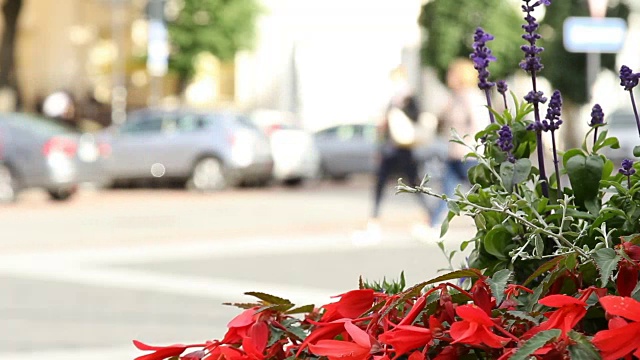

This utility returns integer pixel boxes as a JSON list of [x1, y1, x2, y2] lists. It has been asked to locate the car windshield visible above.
[[608, 113, 637, 129], [0, 113, 75, 136]]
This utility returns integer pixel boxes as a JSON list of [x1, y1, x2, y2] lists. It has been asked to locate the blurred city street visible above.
[[0, 176, 475, 360]]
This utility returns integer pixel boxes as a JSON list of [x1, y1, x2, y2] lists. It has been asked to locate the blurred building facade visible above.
[[6, 0, 423, 129]]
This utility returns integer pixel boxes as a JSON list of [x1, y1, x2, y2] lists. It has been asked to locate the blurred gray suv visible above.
[[99, 108, 273, 191], [0, 112, 103, 203]]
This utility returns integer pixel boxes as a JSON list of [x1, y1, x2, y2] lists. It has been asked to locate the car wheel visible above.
[[283, 177, 304, 187], [48, 187, 75, 201], [187, 157, 229, 192], [0, 163, 17, 203]]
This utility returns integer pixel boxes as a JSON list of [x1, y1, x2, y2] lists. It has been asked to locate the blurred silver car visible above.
[[99, 108, 273, 191], [250, 110, 320, 186], [601, 110, 640, 164], [313, 123, 446, 181], [0, 112, 103, 203]]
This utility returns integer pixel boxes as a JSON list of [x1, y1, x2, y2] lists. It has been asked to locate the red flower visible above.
[[536, 294, 587, 335], [379, 325, 432, 359], [322, 289, 376, 321], [470, 278, 493, 316], [308, 321, 373, 360], [221, 307, 259, 344], [593, 296, 640, 360], [132, 340, 206, 360], [617, 261, 639, 297], [449, 304, 510, 348]]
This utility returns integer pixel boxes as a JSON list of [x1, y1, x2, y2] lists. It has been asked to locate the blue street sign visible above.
[[563, 16, 627, 53]]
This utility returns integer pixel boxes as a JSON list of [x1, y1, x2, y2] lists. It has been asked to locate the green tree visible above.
[[167, 0, 262, 87], [540, 0, 630, 105], [0, 0, 23, 109], [418, 0, 523, 83]]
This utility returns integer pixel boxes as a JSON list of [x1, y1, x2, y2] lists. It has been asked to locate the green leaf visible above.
[[567, 330, 601, 360], [593, 136, 620, 152], [489, 269, 512, 305], [562, 148, 585, 168], [244, 292, 292, 305], [523, 256, 565, 286], [634, 145, 640, 157], [447, 200, 461, 215], [506, 310, 538, 323], [422, 269, 483, 286], [510, 329, 561, 360], [474, 213, 487, 230], [440, 211, 455, 238], [499, 159, 530, 192], [534, 234, 545, 258], [286, 304, 315, 314], [566, 153, 604, 213], [592, 248, 621, 287], [257, 303, 295, 313], [484, 225, 513, 260]]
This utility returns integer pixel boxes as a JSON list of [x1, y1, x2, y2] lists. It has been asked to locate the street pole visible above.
[[111, 0, 127, 125], [147, 0, 168, 107], [586, 0, 608, 102]]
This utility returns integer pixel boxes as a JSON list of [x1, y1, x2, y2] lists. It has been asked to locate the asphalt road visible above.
[[0, 177, 475, 359]]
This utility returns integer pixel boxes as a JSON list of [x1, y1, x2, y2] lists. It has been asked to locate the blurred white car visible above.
[[250, 110, 320, 186]]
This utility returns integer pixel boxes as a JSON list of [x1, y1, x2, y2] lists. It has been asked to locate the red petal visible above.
[[379, 326, 432, 357], [344, 321, 371, 348], [538, 294, 585, 308], [477, 326, 510, 348], [600, 296, 640, 322], [336, 289, 375, 319], [408, 350, 426, 360], [398, 296, 426, 326], [449, 321, 481, 345], [617, 263, 639, 297], [227, 307, 258, 328], [249, 321, 269, 353], [134, 347, 187, 360], [454, 304, 494, 326], [593, 322, 640, 360], [309, 339, 370, 360]]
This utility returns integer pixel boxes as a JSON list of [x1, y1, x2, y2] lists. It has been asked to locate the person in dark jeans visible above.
[[352, 74, 433, 245], [371, 115, 430, 220]]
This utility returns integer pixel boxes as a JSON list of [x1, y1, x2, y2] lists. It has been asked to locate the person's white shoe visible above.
[[351, 221, 383, 246], [411, 223, 440, 243]]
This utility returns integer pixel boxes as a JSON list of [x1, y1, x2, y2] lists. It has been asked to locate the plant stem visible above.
[[630, 91, 640, 137], [531, 74, 549, 198], [550, 130, 561, 196], [502, 94, 508, 111], [593, 128, 598, 149], [485, 88, 496, 123]]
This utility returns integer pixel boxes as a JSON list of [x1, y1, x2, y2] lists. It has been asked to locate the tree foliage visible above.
[[167, 0, 262, 82], [540, 0, 630, 104], [418, 0, 523, 83], [419, 0, 631, 105]]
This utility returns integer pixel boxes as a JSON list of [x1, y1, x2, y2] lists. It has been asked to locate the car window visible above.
[[609, 114, 637, 129], [316, 127, 338, 137], [1, 113, 75, 136], [336, 125, 355, 141], [120, 117, 163, 134], [176, 114, 203, 132]]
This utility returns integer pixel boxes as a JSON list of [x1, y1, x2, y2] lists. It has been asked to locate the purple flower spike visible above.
[[620, 158, 636, 188], [470, 27, 497, 123], [543, 90, 563, 132], [619, 65, 640, 137], [497, 126, 514, 152], [524, 91, 547, 105], [589, 104, 605, 148], [470, 27, 496, 91], [619, 65, 640, 91], [620, 159, 636, 176], [590, 104, 605, 127], [521, 0, 552, 198], [497, 80, 508, 95], [497, 80, 509, 109]]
